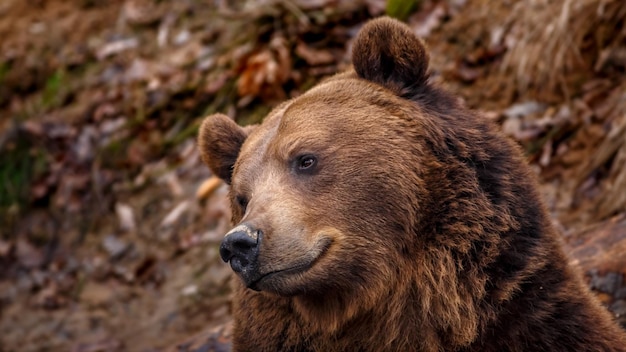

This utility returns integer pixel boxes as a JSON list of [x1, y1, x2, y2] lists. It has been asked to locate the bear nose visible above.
[[220, 224, 261, 275]]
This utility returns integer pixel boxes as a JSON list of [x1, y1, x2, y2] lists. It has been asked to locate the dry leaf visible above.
[[237, 36, 291, 101], [96, 38, 139, 60], [161, 201, 191, 228], [16, 239, 43, 269], [102, 235, 129, 259], [295, 42, 335, 66], [0, 239, 12, 257], [115, 203, 136, 232], [196, 176, 223, 201]]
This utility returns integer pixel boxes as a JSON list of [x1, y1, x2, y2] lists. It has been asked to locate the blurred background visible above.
[[0, 0, 625, 350]]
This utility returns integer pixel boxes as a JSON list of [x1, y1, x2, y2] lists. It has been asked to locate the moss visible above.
[[0, 136, 47, 233], [386, 0, 421, 21], [42, 69, 66, 109]]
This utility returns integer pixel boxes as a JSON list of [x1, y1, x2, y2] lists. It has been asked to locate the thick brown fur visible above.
[[198, 17, 626, 352]]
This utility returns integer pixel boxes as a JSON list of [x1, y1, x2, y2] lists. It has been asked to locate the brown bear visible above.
[[198, 17, 626, 352]]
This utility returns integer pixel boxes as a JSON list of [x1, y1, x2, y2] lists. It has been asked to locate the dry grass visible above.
[[577, 83, 626, 221], [499, 0, 626, 100], [476, 0, 626, 225]]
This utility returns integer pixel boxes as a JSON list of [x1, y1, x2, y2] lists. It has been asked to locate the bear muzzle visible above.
[[220, 223, 263, 289]]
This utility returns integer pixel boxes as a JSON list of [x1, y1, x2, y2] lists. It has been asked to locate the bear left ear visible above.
[[198, 113, 252, 184], [352, 17, 430, 96]]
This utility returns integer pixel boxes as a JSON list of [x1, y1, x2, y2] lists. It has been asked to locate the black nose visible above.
[[220, 224, 261, 275]]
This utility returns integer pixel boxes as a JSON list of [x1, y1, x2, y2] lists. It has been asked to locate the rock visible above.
[[102, 235, 129, 259], [565, 214, 626, 327]]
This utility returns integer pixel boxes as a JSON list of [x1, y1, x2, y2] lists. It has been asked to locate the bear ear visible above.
[[352, 17, 429, 96], [198, 113, 250, 184]]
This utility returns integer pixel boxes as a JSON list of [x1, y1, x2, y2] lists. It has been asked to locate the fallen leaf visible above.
[[80, 281, 114, 307], [295, 42, 335, 66], [454, 62, 482, 83], [196, 176, 223, 201], [122, 0, 163, 26], [96, 38, 139, 60], [161, 201, 191, 228], [71, 339, 123, 352], [36, 282, 67, 309], [16, 239, 43, 269], [115, 203, 136, 232], [237, 36, 291, 101], [411, 2, 447, 38], [159, 172, 184, 198], [0, 239, 13, 257], [503, 101, 546, 119], [181, 284, 198, 296]]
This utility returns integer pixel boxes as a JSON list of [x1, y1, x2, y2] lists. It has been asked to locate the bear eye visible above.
[[235, 195, 248, 212], [296, 155, 317, 173]]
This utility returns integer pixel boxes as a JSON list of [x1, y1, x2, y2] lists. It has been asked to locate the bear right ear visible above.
[[352, 17, 429, 97], [198, 113, 249, 184]]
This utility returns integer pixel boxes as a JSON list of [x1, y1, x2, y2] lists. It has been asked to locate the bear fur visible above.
[[198, 17, 626, 352]]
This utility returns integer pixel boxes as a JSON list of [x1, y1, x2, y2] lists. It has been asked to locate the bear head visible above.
[[199, 17, 522, 343]]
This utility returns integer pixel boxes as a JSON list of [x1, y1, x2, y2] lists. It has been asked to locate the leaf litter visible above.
[[0, 0, 625, 350]]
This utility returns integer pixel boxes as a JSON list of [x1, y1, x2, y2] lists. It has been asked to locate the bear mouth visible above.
[[248, 263, 313, 291], [248, 237, 332, 292]]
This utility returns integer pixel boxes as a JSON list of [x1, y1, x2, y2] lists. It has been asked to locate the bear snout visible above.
[[220, 224, 262, 287]]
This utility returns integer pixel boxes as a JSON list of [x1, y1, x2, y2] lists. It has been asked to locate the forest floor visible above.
[[0, 0, 624, 351]]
